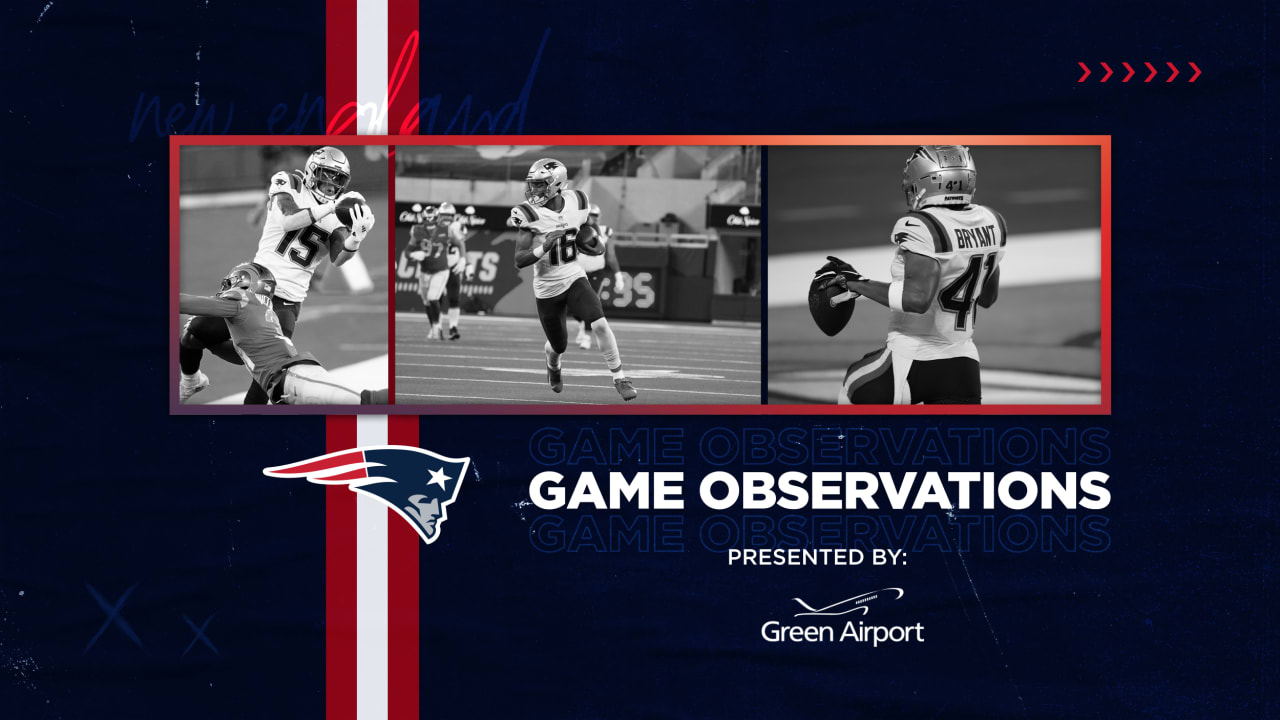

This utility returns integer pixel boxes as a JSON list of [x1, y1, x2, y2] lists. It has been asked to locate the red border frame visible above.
[[170, 134, 1111, 416]]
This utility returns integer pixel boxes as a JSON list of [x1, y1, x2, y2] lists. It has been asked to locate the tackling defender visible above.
[[816, 145, 1006, 404], [180, 263, 388, 405], [179, 146, 375, 403], [510, 158, 637, 401], [573, 204, 624, 350]]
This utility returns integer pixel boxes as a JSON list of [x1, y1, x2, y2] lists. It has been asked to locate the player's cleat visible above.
[[427, 324, 442, 341], [614, 378, 638, 401], [546, 364, 563, 393], [449, 327, 461, 341], [179, 371, 211, 403]]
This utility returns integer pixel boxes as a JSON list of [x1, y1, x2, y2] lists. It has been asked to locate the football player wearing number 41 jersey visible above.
[[178, 146, 375, 404], [815, 146, 1006, 404], [511, 159, 637, 401]]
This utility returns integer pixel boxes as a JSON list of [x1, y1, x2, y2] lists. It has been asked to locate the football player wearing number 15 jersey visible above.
[[178, 146, 375, 404], [817, 146, 1006, 404], [510, 158, 637, 401]]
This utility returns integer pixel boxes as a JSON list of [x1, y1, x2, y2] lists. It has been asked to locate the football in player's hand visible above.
[[335, 196, 368, 228], [808, 272, 856, 336], [575, 224, 605, 256]]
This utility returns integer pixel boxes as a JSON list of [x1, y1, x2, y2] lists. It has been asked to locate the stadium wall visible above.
[[397, 176, 724, 233]]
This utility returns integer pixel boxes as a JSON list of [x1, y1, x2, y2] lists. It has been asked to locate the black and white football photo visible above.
[[768, 144, 1105, 406], [175, 145, 390, 408], [393, 145, 763, 406]]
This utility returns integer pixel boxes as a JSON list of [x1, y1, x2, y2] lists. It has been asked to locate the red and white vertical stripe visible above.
[[326, 0, 419, 716], [326, 416, 420, 720]]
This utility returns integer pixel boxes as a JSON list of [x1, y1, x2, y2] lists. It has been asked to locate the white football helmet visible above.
[[902, 145, 976, 211], [524, 158, 568, 207], [437, 201, 457, 223]]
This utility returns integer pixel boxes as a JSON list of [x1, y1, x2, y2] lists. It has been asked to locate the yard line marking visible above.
[[395, 391, 594, 405], [396, 363, 759, 384], [395, 350, 762, 366], [397, 375, 758, 398]]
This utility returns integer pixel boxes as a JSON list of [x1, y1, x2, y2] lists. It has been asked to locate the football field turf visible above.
[[395, 314, 762, 405]]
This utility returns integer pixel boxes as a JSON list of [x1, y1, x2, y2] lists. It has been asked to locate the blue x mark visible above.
[[181, 614, 219, 657], [84, 583, 143, 654]]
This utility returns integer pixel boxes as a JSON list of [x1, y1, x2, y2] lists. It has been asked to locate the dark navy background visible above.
[[1, 1, 1273, 718]]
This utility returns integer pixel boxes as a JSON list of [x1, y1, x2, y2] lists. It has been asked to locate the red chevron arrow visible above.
[[1166, 62, 1179, 82], [1188, 62, 1201, 82], [1078, 62, 1091, 82], [1100, 62, 1113, 82], [1144, 62, 1158, 82], [1122, 62, 1135, 82]]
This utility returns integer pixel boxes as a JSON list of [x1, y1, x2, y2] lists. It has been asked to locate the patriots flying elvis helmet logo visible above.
[[264, 446, 470, 545]]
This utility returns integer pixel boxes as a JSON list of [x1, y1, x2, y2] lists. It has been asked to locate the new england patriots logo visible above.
[[264, 446, 470, 545]]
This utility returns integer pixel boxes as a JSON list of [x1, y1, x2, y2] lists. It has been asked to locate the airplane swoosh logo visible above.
[[792, 588, 905, 617]]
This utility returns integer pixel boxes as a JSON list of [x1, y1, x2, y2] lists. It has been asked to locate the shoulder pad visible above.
[[990, 208, 1009, 246], [900, 211, 952, 254], [269, 171, 294, 196], [573, 190, 589, 211], [509, 203, 537, 227]]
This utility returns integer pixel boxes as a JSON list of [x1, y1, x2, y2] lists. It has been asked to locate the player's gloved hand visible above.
[[450, 258, 466, 275], [343, 204, 373, 252], [541, 234, 560, 255], [815, 256, 864, 293], [408, 250, 427, 261], [614, 272, 626, 293], [354, 201, 375, 235]]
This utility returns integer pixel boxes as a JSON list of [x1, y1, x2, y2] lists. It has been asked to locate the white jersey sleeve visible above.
[[268, 171, 299, 198], [890, 213, 947, 258], [508, 204, 536, 229]]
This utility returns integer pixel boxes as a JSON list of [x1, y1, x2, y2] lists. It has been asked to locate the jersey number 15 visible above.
[[275, 227, 325, 267]]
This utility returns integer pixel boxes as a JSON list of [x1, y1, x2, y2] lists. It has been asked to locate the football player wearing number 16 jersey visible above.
[[510, 158, 637, 401], [816, 146, 1007, 404], [178, 146, 375, 404]]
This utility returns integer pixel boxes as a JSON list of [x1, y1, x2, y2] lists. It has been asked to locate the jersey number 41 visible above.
[[939, 252, 998, 331]]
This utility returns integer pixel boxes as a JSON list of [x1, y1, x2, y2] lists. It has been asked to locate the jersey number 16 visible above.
[[543, 229, 579, 266]]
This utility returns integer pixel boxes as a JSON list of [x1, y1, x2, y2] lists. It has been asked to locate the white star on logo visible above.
[[428, 467, 451, 491]]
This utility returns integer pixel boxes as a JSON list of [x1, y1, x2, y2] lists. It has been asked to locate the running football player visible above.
[[178, 146, 375, 403], [180, 263, 388, 405], [817, 146, 1006, 404], [406, 205, 462, 340], [573, 204, 624, 350], [437, 201, 470, 341], [510, 159, 637, 401]]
